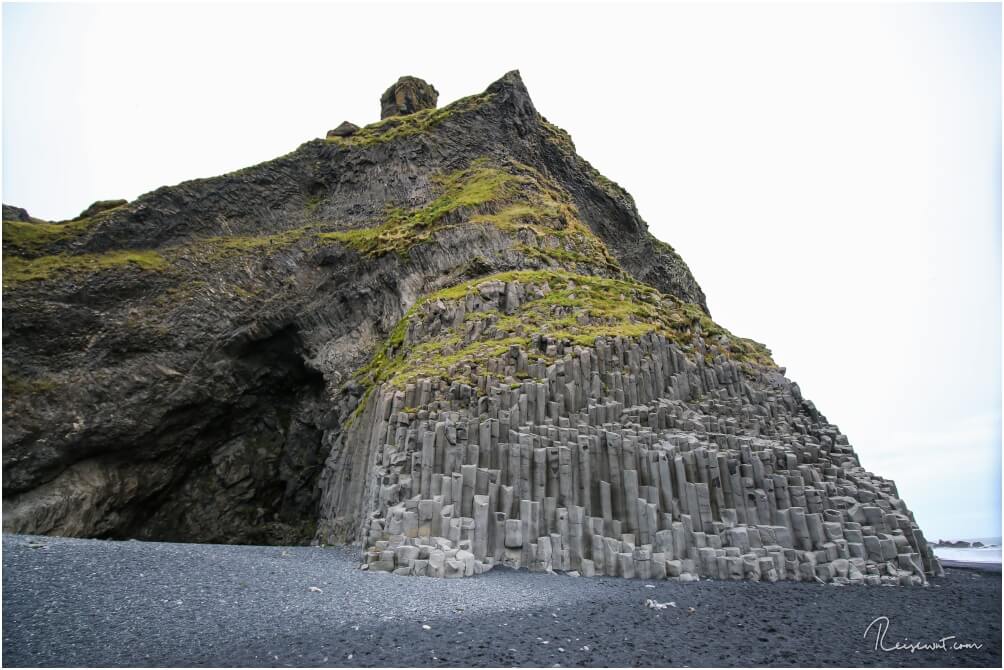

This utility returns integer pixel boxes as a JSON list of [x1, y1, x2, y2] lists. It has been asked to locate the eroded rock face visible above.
[[2, 71, 936, 586], [380, 76, 438, 119]]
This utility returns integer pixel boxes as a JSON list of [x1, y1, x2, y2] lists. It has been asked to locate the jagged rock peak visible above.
[[485, 69, 536, 122], [380, 76, 439, 119], [487, 69, 528, 96]]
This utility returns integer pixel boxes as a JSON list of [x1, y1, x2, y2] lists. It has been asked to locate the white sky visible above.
[[3, 1, 1000, 540]]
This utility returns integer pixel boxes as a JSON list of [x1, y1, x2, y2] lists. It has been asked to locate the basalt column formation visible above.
[[317, 272, 942, 585]]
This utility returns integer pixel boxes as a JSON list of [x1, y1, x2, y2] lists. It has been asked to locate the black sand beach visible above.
[[2, 534, 999, 667]]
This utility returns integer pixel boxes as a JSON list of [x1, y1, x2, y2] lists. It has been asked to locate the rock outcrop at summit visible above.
[[327, 121, 360, 138], [380, 76, 438, 119], [2, 71, 940, 585]]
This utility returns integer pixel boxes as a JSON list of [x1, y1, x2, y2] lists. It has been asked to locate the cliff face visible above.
[[2, 72, 940, 585], [326, 272, 941, 584], [2, 72, 703, 543]]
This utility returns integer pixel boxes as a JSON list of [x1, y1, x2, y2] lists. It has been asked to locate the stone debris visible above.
[[323, 277, 941, 586], [644, 599, 675, 609]]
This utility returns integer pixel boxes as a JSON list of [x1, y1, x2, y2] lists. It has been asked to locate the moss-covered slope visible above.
[[358, 270, 772, 393]]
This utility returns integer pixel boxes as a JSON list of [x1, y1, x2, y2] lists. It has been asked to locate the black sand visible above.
[[2, 534, 999, 667]]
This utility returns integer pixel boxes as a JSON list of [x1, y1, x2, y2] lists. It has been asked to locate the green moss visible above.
[[345, 385, 375, 428], [396, 336, 528, 385], [320, 158, 623, 274], [590, 169, 629, 201], [75, 200, 127, 219], [352, 310, 413, 390], [3, 214, 107, 254], [2, 202, 130, 255], [464, 309, 499, 322], [650, 235, 680, 257], [327, 92, 493, 147], [3, 217, 318, 295], [540, 118, 576, 154], [319, 159, 519, 257], [3, 373, 59, 398], [488, 271, 668, 345], [151, 280, 209, 308], [356, 269, 775, 391], [305, 194, 324, 215], [516, 242, 620, 273], [196, 226, 315, 261], [229, 284, 258, 299], [3, 249, 169, 286], [672, 301, 775, 368]]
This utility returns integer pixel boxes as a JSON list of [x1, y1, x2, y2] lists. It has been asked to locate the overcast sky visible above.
[[3, 1, 1000, 540]]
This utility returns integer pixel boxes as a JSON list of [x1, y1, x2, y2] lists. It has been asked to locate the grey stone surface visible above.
[[340, 278, 941, 585]]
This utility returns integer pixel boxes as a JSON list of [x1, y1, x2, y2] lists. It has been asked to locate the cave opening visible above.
[[113, 323, 331, 545]]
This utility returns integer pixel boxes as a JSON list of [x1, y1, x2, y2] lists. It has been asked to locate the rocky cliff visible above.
[[2, 72, 940, 584]]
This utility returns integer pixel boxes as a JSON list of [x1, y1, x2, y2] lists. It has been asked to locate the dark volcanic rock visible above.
[[379, 75, 438, 119], [2, 203, 34, 222], [326, 121, 359, 138], [77, 199, 128, 219]]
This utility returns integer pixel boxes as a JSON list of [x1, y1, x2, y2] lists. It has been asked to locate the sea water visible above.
[[932, 537, 1002, 565]]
